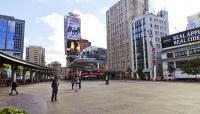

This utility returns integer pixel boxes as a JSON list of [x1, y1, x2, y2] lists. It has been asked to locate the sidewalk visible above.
[[0, 87, 47, 114]]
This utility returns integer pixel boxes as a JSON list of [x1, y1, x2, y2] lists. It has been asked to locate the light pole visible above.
[[148, 30, 157, 81]]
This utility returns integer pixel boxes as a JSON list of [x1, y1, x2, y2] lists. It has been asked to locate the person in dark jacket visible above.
[[78, 76, 81, 89], [71, 76, 75, 90], [105, 73, 109, 85], [9, 81, 18, 95], [51, 76, 59, 102]]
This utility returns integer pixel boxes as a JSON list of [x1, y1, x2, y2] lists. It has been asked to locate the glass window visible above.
[[0, 19, 7, 49], [189, 49, 196, 55], [6, 20, 15, 50], [196, 48, 200, 54], [176, 60, 187, 68], [175, 50, 187, 57]]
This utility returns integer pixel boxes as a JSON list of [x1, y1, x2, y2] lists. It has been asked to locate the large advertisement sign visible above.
[[65, 40, 80, 56], [161, 27, 200, 48], [65, 16, 81, 40], [64, 16, 81, 55]]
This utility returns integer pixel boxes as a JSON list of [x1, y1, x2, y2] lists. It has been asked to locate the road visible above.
[[1, 80, 200, 114]]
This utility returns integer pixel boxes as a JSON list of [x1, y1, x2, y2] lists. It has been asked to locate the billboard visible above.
[[65, 16, 81, 40], [161, 27, 200, 48], [65, 40, 80, 55], [64, 15, 81, 55]]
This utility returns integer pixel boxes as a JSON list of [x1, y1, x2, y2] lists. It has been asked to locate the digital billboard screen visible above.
[[65, 40, 80, 56], [65, 16, 81, 40], [161, 27, 200, 48]]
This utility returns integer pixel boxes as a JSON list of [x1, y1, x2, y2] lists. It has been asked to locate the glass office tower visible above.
[[0, 15, 25, 59]]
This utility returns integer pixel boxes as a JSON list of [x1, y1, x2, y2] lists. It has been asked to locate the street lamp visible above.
[[148, 30, 157, 81]]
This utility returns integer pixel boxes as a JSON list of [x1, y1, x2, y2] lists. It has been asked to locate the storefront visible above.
[[161, 27, 200, 80]]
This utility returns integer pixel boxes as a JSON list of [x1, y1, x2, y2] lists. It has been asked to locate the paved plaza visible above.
[[1, 80, 200, 114]]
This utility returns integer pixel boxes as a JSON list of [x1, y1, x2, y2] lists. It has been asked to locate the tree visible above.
[[18, 66, 24, 73], [2, 63, 11, 79], [180, 58, 200, 78], [168, 65, 176, 79], [136, 67, 144, 80], [180, 62, 191, 76], [125, 67, 132, 80]]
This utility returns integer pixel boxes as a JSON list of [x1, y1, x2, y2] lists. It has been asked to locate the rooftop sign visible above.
[[161, 27, 200, 48]]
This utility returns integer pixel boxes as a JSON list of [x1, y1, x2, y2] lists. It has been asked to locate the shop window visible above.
[[197, 48, 200, 54], [189, 49, 196, 55], [167, 53, 173, 58], [175, 50, 187, 57]]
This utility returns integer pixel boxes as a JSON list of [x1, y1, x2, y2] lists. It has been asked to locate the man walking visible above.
[[75, 76, 79, 92], [51, 76, 59, 102], [105, 73, 109, 85], [78, 71, 82, 89], [71, 76, 75, 90], [9, 81, 18, 95]]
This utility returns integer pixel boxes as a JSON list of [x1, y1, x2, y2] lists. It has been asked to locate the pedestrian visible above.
[[71, 76, 75, 90], [9, 81, 18, 95], [75, 76, 79, 92], [51, 76, 59, 102], [78, 71, 82, 89], [105, 73, 109, 85], [78, 76, 81, 89]]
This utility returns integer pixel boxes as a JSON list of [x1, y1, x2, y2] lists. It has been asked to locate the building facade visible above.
[[187, 12, 200, 30], [106, 0, 149, 72], [0, 15, 25, 59], [80, 39, 91, 52], [131, 10, 169, 80], [64, 13, 81, 69], [26, 46, 45, 65], [161, 27, 200, 80], [50, 61, 61, 77]]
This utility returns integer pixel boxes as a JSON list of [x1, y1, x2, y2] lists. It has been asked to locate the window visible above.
[[197, 48, 200, 54], [176, 60, 187, 68], [156, 44, 160, 48], [167, 53, 173, 58], [154, 19, 158, 23], [189, 49, 196, 55], [150, 23, 152, 28], [175, 50, 187, 57]]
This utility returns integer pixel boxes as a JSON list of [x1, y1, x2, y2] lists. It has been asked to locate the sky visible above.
[[0, 0, 200, 66]]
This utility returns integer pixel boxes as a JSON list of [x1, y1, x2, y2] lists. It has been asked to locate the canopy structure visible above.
[[68, 58, 99, 71]]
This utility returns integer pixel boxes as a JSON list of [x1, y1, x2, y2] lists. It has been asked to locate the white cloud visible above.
[[151, 0, 200, 34], [101, 7, 109, 14], [75, 0, 95, 3], [73, 10, 106, 48], [64, 0, 96, 3], [37, 36, 43, 40], [40, 13, 66, 66], [39, 11, 106, 66], [32, 0, 48, 2]]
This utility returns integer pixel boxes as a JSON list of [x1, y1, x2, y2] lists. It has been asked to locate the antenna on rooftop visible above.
[[163, 0, 166, 11], [68, 12, 79, 17]]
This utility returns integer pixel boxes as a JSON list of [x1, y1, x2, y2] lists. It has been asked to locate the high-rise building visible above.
[[0, 15, 25, 59], [131, 10, 169, 80], [187, 12, 200, 30], [50, 61, 61, 77], [64, 13, 81, 69], [106, 0, 149, 72], [26, 46, 45, 65]]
